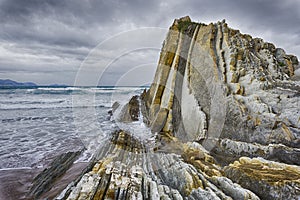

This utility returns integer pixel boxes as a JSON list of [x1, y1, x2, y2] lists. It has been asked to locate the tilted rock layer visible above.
[[55, 17, 300, 200], [142, 16, 300, 165]]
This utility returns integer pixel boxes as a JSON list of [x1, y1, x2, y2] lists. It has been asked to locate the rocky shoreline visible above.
[[0, 161, 88, 200], [28, 16, 300, 199]]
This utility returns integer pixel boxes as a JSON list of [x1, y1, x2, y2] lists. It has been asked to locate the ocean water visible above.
[[0, 86, 147, 169]]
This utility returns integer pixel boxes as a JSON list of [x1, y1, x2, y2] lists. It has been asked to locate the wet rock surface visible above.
[[29, 151, 83, 199]]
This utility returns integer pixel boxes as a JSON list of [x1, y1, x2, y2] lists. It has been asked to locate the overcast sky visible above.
[[0, 0, 299, 86]]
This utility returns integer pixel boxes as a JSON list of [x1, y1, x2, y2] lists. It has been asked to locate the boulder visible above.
[[224, 157, 300, 199], [118, 95, 140, 122]]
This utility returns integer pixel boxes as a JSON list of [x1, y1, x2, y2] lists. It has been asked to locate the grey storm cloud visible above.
[[0, 0, 299, 85]]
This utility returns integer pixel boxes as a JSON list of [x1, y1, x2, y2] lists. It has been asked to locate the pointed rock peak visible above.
[[178, 16, 191, 23], [171, 16, 192, 30], [219, 19, 227, 26]]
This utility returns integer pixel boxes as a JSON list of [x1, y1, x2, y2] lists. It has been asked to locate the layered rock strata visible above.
[[224, 157, 300, 199], [141, 16, 300, 165], [29, 151, 83, 199], [57, 131, 261, 199], [52, 16, 300, 200]]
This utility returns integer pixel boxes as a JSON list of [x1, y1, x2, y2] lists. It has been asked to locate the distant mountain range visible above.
[[0, 79, 37, 86], [0, 79, 68, 87]]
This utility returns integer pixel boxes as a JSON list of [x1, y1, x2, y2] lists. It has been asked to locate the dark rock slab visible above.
[[29, 150, 82, 199]]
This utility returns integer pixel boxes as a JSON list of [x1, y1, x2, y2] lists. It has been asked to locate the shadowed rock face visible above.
[[53, 17, 300, 200], [118, 95, 140, 122]]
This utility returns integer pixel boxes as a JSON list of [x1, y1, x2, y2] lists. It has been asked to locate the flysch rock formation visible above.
[[52, 16, 300, 200]]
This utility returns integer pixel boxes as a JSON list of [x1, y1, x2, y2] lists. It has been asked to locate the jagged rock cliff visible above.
[[142, 16, 300, 165], [54, 17, 300, 200]]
